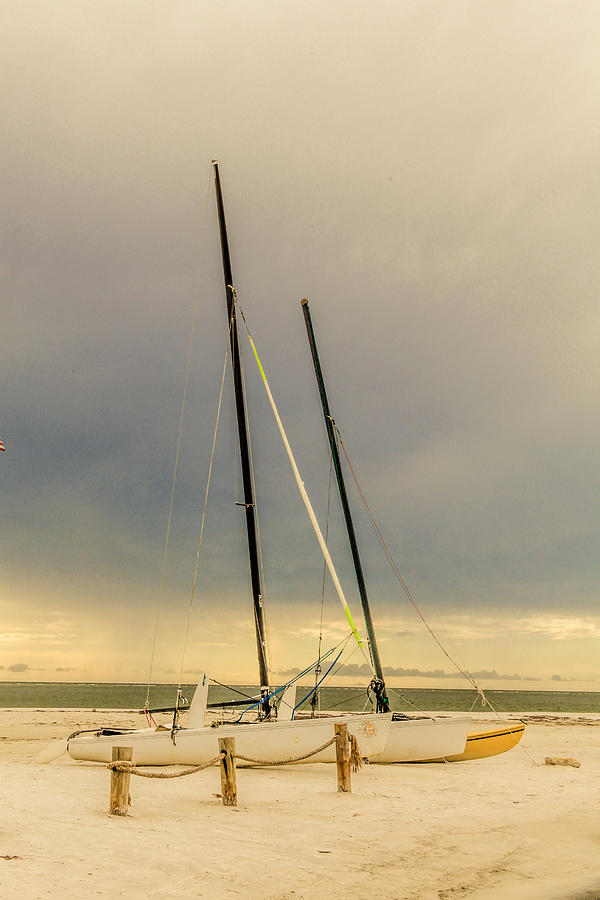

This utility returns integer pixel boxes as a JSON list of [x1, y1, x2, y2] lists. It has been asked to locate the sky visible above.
[[2, 1, 600, 692]]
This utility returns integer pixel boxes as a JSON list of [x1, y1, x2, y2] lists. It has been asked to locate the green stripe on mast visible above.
[[244, 327, 373, 669]]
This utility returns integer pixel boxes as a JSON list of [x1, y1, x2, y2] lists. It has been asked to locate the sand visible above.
[[0, 709, 599, 899]]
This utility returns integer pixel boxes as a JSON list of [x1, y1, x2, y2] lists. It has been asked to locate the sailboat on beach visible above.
[[68, 162, 393, 767], [300, 299, 524, 762], [68, 163, 470, 767]]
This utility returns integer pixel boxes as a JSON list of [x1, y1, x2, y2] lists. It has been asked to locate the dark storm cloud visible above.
[[2, 1, 600, 681]]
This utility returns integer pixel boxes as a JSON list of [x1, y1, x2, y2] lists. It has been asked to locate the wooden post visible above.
[[110, 746, 133, 816], [218, 737, 237, 806], [334, 723, 351, 793]]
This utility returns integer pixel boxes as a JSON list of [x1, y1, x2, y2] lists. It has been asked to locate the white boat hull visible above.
[[67, 712, 391, 766], [371, 715, 471, 763]]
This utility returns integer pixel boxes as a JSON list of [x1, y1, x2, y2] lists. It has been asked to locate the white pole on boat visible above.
[[240, 313, 374, 674]]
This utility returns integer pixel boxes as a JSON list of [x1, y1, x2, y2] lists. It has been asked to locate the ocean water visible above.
[[1, 682, 600, 712]]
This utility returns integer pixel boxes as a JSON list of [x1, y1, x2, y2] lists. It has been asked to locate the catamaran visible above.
[[68, 162, 392, 767], [68, 163, 472, 768]]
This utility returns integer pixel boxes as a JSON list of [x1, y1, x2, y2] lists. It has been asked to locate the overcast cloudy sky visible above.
[[2, 1, 599, 691]]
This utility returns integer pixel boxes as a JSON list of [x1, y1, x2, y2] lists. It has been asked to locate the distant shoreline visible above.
[[2, 683, 600, 713], [1, 681, 598, 692]]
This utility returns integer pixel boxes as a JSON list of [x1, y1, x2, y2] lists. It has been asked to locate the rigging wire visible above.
[[311, 452, 335, 713], [334, 424, 485, 698], [313, 640, 377, 712], [327, 638, 365, 682], [144, 165, 214, 710], [324, 691, 372, 711], [144, 309, 194, 709], [209, 678, 257, 702], [296, 648, 344, 715], [331, 422, 536, 760], [176, 326, 233, 689], [387, 686, 435, 719], [236, 644, 344, 721]]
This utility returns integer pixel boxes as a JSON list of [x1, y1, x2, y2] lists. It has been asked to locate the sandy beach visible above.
[[0, 710, 598, 899]]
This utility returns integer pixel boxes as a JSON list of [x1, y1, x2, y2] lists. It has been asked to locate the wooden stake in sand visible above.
[[218, 737, 237, 806], [335, 723, 351, 793], [109, 746, 132, 816]]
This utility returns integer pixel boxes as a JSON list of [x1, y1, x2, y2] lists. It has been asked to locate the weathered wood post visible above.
[[218, 736, 237, 806], [110, 746, 133, 816], [334, 723, 351, 793]]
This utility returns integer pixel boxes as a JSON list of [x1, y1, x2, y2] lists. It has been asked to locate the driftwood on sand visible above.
[[544, 756, 581, 768]]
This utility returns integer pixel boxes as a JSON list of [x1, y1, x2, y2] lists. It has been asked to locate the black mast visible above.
[[301, 299, 390, 713], [213, 161, 271, 705]]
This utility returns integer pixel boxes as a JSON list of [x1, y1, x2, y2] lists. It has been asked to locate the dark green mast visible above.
[[301, 299, 390, 713], [213, 161, 271, 709]]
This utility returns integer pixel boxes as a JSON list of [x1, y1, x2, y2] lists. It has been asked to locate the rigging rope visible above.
[[333, 425, 538, 763], [463, 691, 536, 766], [388, 686, 435, 719], [144, 305, 195, 710], [312, 453, 334, 712], [334, 425, 484, 696], [209, 679, 258, 706], [145, 165, 214, 710], [177, 328, 233, 689]]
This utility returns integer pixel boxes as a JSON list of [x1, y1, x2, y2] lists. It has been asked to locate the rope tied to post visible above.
[[233, 736, 337, 766], [107, 725, 362, 814], [107, 731, 362, 775], [108, 755, 221, 778]]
